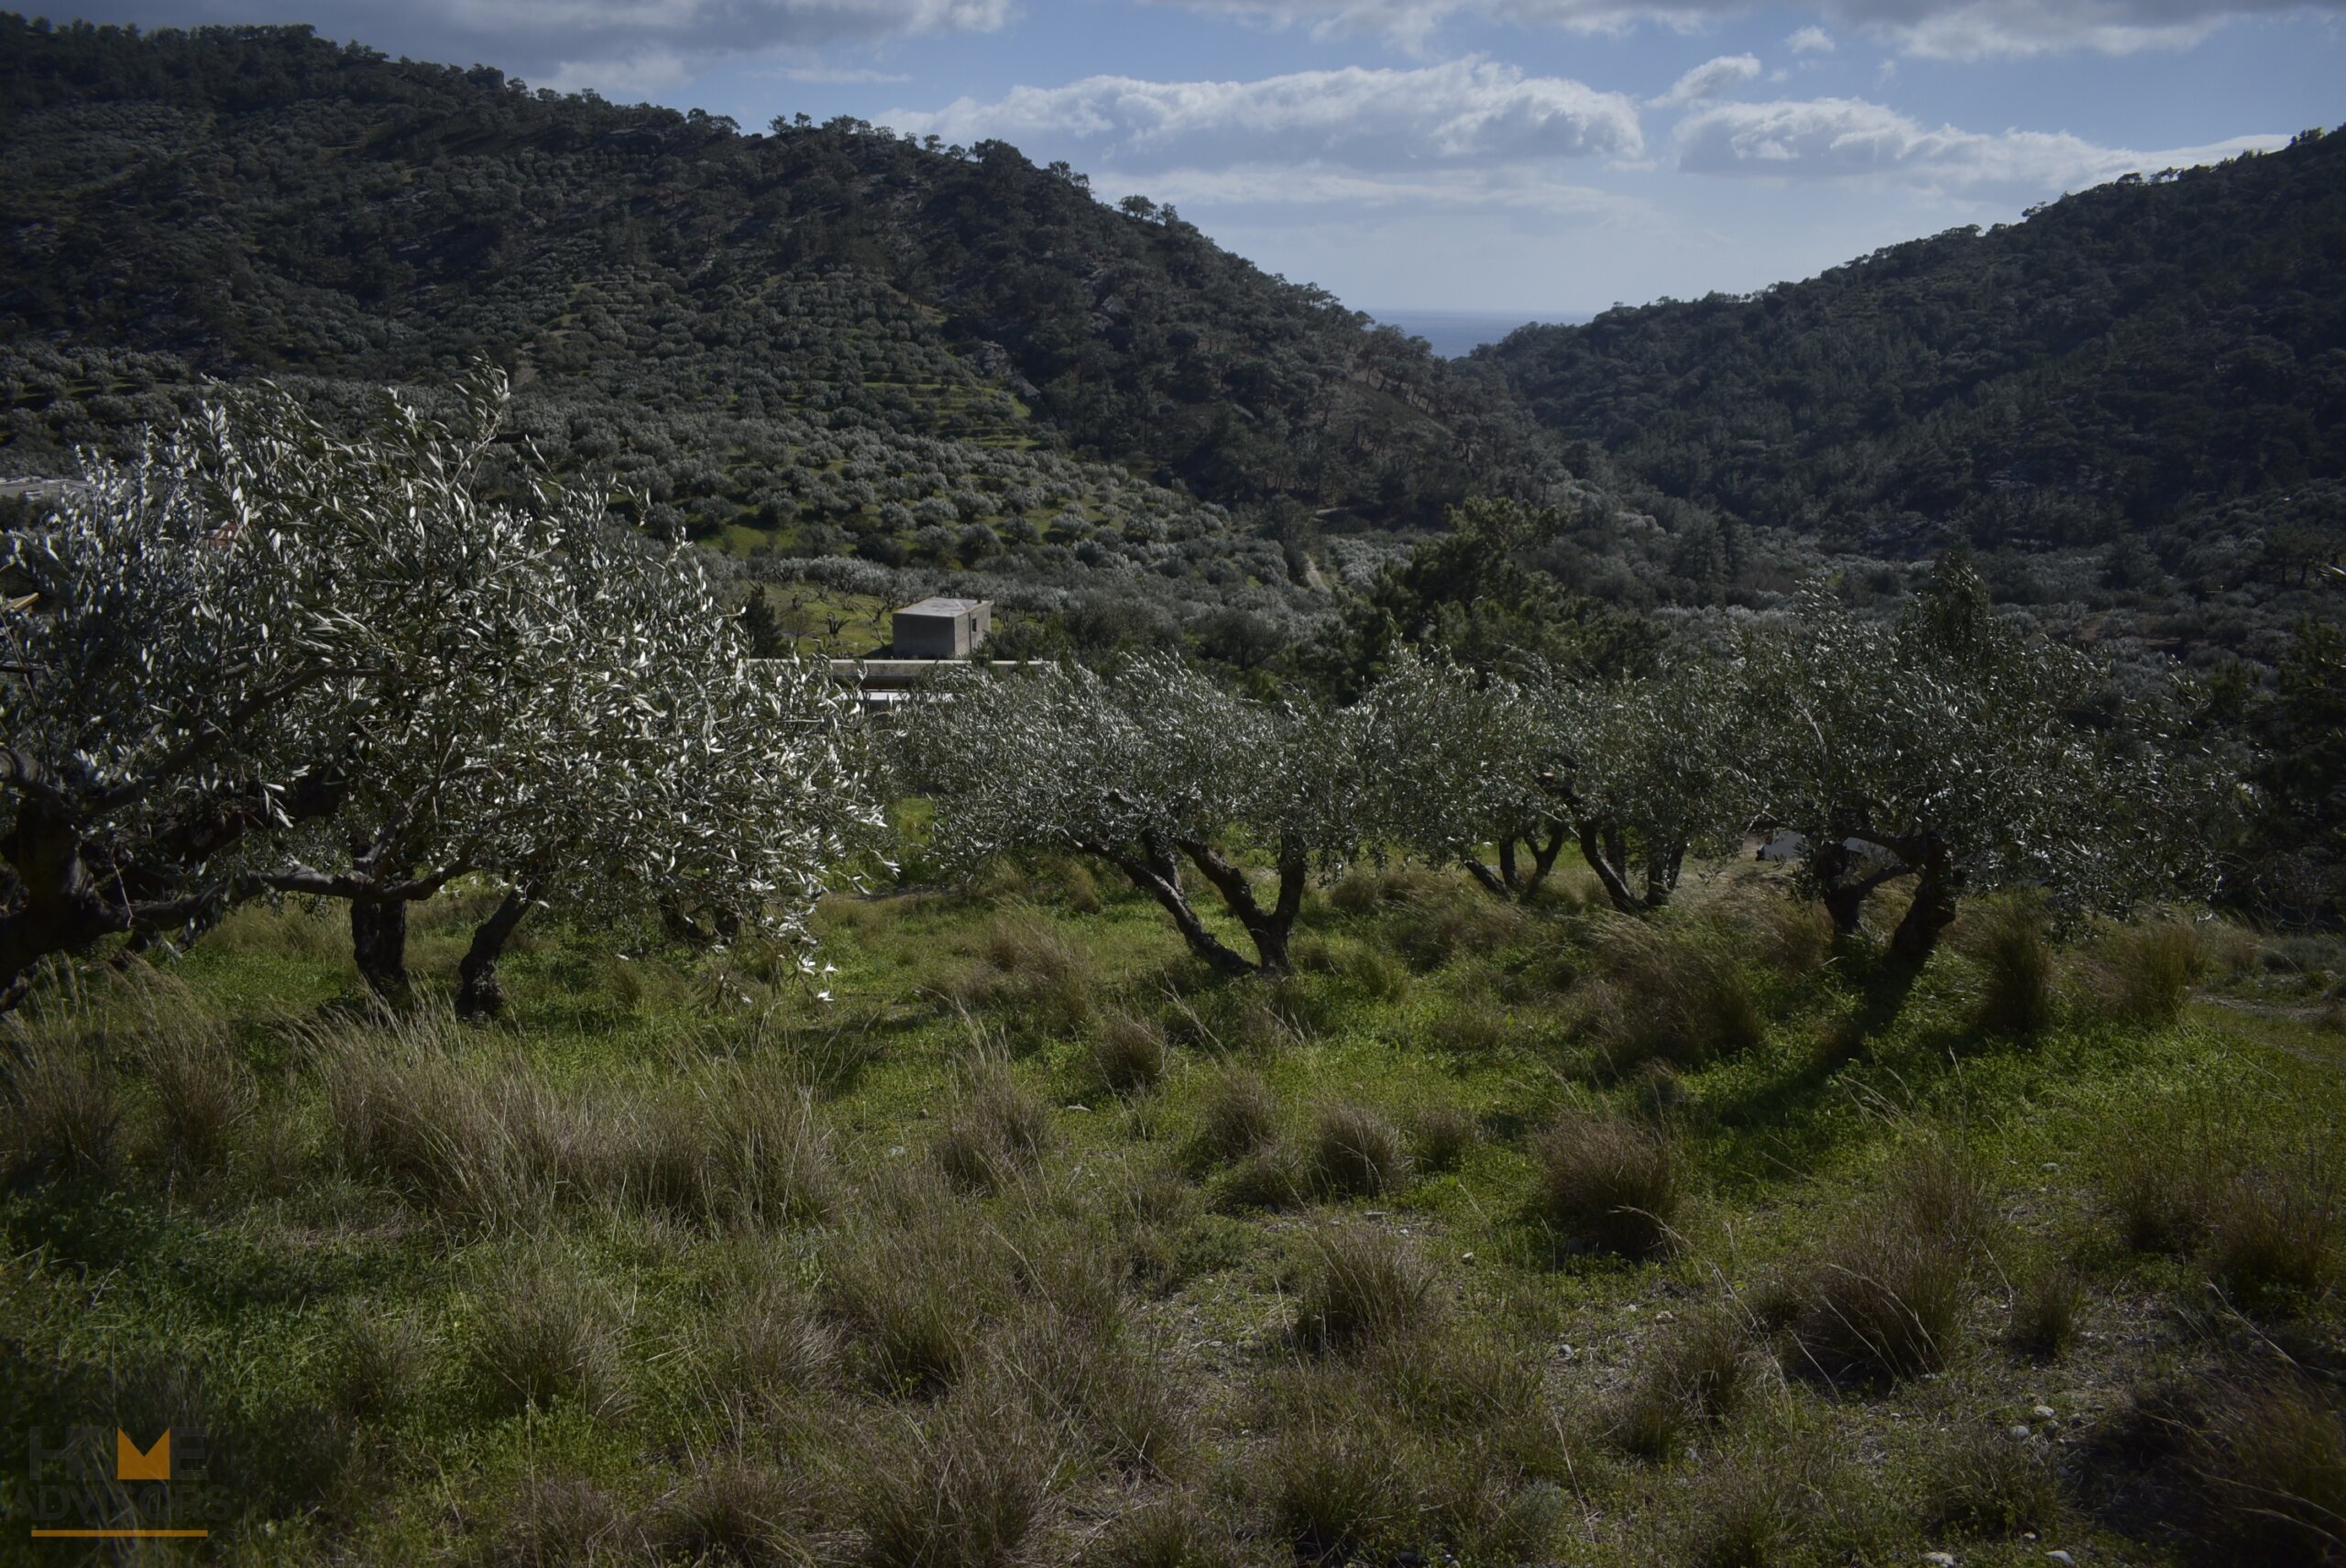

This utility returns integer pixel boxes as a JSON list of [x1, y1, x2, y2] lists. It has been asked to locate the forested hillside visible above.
[[1474, 127, 2346, 649], [0, 14, 1582, 565]]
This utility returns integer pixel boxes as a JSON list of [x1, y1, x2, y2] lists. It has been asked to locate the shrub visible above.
[[1610, 1310, 1758, 1460], [1530, 1111, 1683, 1258], [1295, 1226, 1436, 1353], [1309, 1102, 1412, 1199], [1193, 1068, 1278, 1162], [1965, 897, 2055, 1037], [1091, 1014, 1169, 1097]]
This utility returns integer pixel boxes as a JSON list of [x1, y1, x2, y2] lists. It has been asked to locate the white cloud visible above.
[[887, 60, 1644, 171], [1672, 95, 2286, 198], [1785, 23, 1835, 50], [1096, 163, 1649, 214], [97, 0, 1009, 88], [1651, 52, 1761, 105], [773, 62, 915, 82], [1148, 0, 2340, 60]]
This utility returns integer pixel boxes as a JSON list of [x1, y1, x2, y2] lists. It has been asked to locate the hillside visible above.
[[0, 15, 1581, 561], [1472, 127, 2346, 659]]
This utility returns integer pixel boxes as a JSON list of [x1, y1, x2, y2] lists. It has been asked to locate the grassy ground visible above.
[[2, 859, 2341, 1567]]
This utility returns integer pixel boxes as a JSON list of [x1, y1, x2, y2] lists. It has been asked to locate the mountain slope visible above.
[[1471, 128, 2346, 579], [0, 15, 1576, 547]]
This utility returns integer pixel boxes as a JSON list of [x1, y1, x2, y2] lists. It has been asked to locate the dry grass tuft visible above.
[[691, 1274, 839, 1421], [1921, 1422, 2063, 1539], [1610, 1309, 1761, 1460], [653, 1455, 806, 1567], [1193, 1067, 1279, 1163], [1326, 862, 1453, 915], [2179, 1373, 2346, 1567], [1295, 1225, 1437, 1354], [473, 1475, 641, 1567], [935, 1065, 1054, 1192], [2107, 1113, 2340, 1297], [2006, 1258, 2084, 1358], [821, 1174, 1011, 1394], [2090, 918, 2208, 1025], [851, 1395, 1059, 1568], [323, 1304, 429, 1425], [1308, 1102, 1411, 1199], [0, 1034, 117, 1183], [1261, 1403, 1417, 1563], [1529, 1109, 1683, 1258], [1592, 916, 1765, 1068], [1080, 1494, 1242, 1568], [951, 911, 1097, 1042], [1091, 1014, 1169, 1097], [1963, 897, 2055, 1037], [1786, 1146, 1985, 1384], [1409, 1103, 1479, 1173], [466, 1250, 626, 1418], [136, 1019, 257, 1176], [1391, 891, 1536, 970]]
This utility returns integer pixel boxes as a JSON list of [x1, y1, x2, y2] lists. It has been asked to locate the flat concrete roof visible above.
[[895, 597, 989, 617]]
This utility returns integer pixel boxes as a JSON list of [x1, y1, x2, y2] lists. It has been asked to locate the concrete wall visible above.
[[893, 609, 971, 658]]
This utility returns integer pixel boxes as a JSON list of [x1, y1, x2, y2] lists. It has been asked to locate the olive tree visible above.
[[1359, 650, 1756, 915], [896, 654, 1364, 974], [1532, 653, 1760, 915], [1, 373, 879, 1009], [1354, 653, 1573, 898], [0, 381, 479, 1002], [1749, 557, 2210, 959], [445, 517, 879, 1017]]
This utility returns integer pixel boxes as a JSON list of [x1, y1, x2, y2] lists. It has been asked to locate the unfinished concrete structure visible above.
[[892, 597, 992, 659]]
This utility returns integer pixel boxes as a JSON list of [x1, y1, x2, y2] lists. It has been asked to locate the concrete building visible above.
[[892, 597, 992, 659]]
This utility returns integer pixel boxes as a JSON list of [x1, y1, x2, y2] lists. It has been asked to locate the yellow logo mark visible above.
[[115, 1431, 170, 1482]]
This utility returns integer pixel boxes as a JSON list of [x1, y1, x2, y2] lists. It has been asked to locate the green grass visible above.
[[2, 863, 2341, 1564]]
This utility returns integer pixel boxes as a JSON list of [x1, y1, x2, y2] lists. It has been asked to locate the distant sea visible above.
[[1367, 308, 1592, 359]]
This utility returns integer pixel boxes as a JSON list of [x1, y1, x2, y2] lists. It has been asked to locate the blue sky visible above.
[[60, 0, 2346, 314]]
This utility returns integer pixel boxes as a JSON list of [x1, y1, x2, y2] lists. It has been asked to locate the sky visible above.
[[50, 0, 2346, 315]]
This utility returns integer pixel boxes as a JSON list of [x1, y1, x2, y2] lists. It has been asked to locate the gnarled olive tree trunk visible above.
[[456, 886, 532, 1021], [1073, 829, 1307, 976]]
